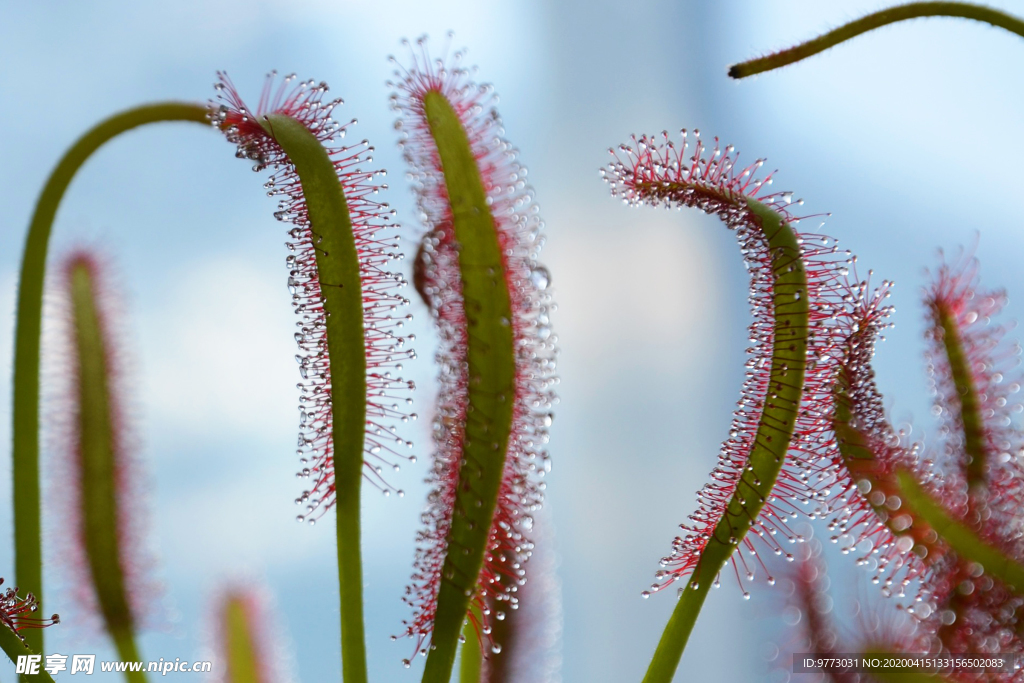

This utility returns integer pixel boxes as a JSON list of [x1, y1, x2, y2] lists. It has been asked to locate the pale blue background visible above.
[[2, 1, 1024, 680]]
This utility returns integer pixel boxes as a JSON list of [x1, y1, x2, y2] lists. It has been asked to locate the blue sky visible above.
[[3, 1, 1024, 681]]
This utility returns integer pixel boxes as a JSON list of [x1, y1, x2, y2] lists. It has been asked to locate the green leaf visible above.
[[933, 304, 987, 488], [642, 199, 809, 683], [897, 470, 1024, 593], [68, 259, 146, 682], [262, 113, 369, 683], [222, 595, 262, 683], [418, 90, 517, 683]]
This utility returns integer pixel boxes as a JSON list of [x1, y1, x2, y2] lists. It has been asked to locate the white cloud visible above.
[[155, 463, 331, 577], [139, 256, 297, 441], [548, 212, 728, 376]]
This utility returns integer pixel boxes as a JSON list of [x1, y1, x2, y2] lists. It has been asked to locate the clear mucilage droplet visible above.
[[530, 265, 551, 290]]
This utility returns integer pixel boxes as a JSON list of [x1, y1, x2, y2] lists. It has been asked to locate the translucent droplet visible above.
[[530, 266, 551, 290]]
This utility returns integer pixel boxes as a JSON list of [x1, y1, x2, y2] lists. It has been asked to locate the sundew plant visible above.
[[4, 2, 1024, 682]]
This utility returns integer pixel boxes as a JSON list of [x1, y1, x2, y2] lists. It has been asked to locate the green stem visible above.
[[729, 2, 1024, 78], [640, 543, 723, 683], [111, 631, 147, 683], [833, 370, 941, 556], [419, 90, 517, 683], [13, 102, 209, 661], [642, 200, 809, 683], [458, 619, 482, 683], [897, 470, 1024, 592], [69, 261, 146, 683], [0, 627, 55, 683], [262, 114, 368, 683]]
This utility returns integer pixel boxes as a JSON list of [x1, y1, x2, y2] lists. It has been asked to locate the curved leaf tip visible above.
[[211, 71, 417, 516], [604, 130, 848, 682], [604, 130, 847, 595]]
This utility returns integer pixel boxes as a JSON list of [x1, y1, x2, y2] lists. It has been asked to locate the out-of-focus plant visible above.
[[7, 3, 1024, 682], [212, 581, 294, 683], [54, 251, 154, 683]]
